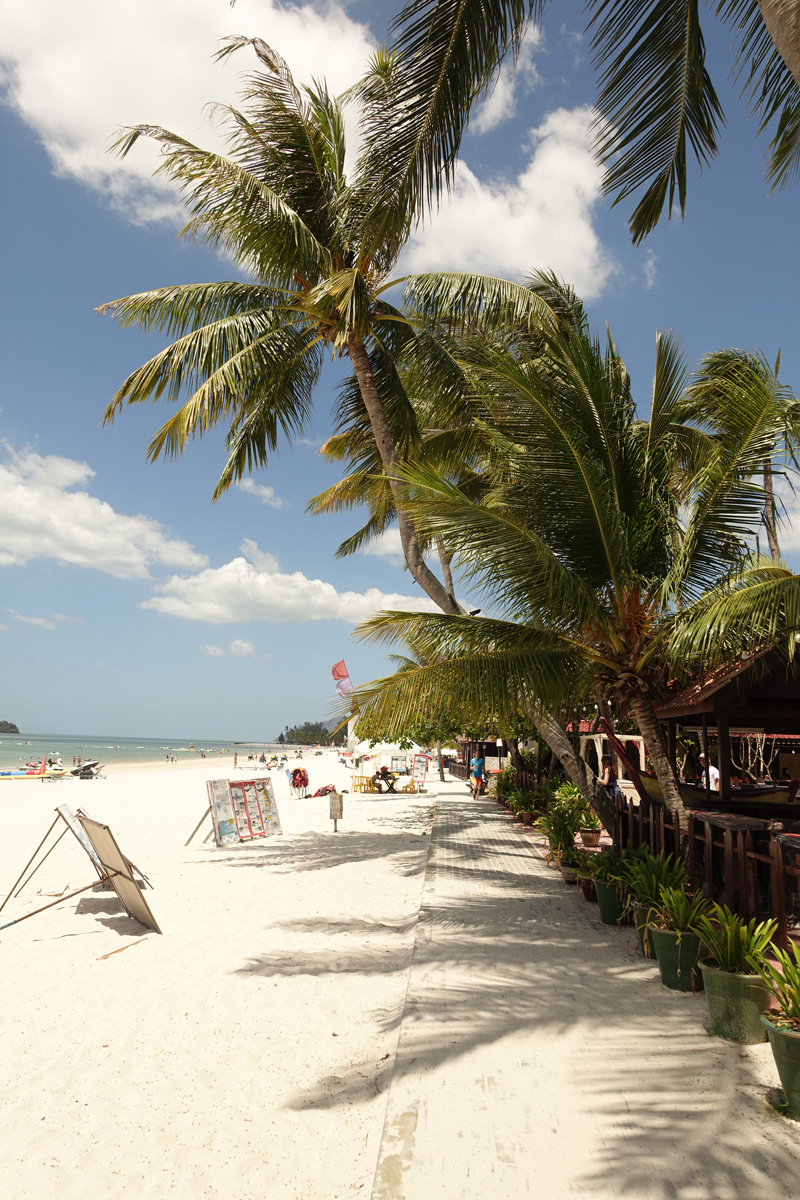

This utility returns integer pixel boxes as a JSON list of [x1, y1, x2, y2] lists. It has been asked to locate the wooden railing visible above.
[[612, 791, 800, 948]]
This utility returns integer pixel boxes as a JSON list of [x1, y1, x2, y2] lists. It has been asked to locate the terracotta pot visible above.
[[560, 863, 579, 885], [522, 811, 533, 825], [579, 829, 602, 848], [578, 875, 597, 902]]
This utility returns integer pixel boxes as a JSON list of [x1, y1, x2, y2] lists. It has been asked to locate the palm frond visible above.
[[716, 0, 800, 189], [589, 0, 725, 243], [354, 2, 541, 248]]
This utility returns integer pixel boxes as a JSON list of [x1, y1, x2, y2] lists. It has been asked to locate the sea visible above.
[[0, 733, 290, 770]]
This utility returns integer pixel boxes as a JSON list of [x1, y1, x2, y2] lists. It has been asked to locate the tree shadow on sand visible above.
[[234, 795, 800, 1195]]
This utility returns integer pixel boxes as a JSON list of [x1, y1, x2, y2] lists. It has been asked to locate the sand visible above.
[[0, 754, 434, 1199]]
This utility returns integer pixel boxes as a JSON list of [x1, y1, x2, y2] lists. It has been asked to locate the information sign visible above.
[[207, 779, 239, 846], [329, 792, 343, 819], [207, 778, 282, 846], [412, 754, 428, 784]]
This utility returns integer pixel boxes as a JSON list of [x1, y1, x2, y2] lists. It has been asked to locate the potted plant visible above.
[[560, 846, 581, 885], [579, 807, 603, 847], [695, 905, 777, 1043], [650, 887, 710, 992], [750, 941, 800, 1117], [623, 852, 687, 959], [591, 842, 643, 925], [574, 850, 597, 901], [538, 796, 582, 870]]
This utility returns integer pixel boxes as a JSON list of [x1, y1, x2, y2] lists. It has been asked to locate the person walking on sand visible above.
[[469, 751, 485, 799], [234, 752, 238, 769]]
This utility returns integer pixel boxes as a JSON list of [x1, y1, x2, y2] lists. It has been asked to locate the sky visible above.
[[1, 0, 800, 740]]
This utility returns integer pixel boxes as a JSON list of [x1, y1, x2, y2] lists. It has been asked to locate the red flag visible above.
[[332, 660, 354, 697]]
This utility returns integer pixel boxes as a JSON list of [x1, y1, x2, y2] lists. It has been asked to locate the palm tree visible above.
[[99, 36, 510, 617], [343, 316, 800, 830], [382, 0, 800, 241]]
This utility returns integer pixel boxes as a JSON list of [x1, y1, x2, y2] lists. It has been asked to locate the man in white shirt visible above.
[[698, 754, 720, 792]]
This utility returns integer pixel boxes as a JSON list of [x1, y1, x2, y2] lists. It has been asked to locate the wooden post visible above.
[[703, 819, 714, 898], [701, 715, 711, 805], [687, 813, 695, 888], [0, 815, 60, 915], [745, 831, 759, 920], [736, 830, 748, 919], [723, 825, 735, 908], [716, 714, 731, 802], [667, 719, 677, 774], [770, 836, 788, 949]]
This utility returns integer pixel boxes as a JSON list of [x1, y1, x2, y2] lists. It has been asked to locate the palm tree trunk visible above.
[[764, 455, 781, 560], [629, 694, 688, 832], [537, 711, 615, 832], [437, 539, 455, 600], [347, 338, 460, 615], [757, 0, 800, 87], [435, 739, 445, 782]]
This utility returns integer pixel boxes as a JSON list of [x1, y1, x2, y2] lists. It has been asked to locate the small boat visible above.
[[0, 755, 66, 780], [638, 770, 800, 819]]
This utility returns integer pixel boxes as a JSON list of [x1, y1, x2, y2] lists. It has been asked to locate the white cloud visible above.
[[402, 107, 613, 302], [200, 638, 258, 657], [643, 250, 658, 290], [473, 27, 542, 135], [0, 0, 375, 223], [0, 449, 208, 579], [0, 624, 8, 632], [143, 540, 436, 624], [229, 639, 257, 658], [236, 478, 286, 509], [3, 608, 84, 631], [360, 527, 404, 566]]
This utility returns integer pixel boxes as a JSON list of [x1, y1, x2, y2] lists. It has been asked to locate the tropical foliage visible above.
[[344, 299, 800, 823], [384, 0, 800, 241], [697, 903, 777, 974]]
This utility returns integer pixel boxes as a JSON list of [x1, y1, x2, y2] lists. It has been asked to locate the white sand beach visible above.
[[0, 754, 434, 1200], [3, 758, 800, 1200]]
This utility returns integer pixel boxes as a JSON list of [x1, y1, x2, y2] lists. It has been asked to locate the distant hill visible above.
[[280, 720, 344, 745], [0, 721, 19, 734]]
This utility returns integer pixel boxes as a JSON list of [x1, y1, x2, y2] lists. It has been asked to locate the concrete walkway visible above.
[[371, 785, 800, 1200]]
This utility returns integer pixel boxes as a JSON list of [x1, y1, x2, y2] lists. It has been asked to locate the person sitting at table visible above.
[[376, 765, 397, 792]]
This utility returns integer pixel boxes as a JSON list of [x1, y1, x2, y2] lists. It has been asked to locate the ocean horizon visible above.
[[0, 732, 296, 769]]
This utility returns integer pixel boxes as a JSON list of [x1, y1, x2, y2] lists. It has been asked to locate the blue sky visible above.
[[1, 0, 799, 739]]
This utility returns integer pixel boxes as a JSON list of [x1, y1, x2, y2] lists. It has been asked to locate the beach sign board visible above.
[[412, 754, 428, 784], [208, 779, 282, 846], [329, 792, 343, 820], [56, 805, 104, 873], [77, 816, 161, 934], [207, 779, 238, 846]]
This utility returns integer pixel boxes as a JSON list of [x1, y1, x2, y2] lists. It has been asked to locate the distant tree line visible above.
[[278, 721, 344, 745], [0, 721, 19, 734]]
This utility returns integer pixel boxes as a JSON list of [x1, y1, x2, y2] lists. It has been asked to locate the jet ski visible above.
[[70, 759, 104, 779]]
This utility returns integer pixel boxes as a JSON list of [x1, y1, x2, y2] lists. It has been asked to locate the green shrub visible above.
[[749, 941, 800, 1027], [657, 886, 710, 932], [697, 904, 777, 975]]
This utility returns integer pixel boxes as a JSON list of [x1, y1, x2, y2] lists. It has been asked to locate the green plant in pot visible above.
[[695, 905, 777, 1043], [538, 797, 581, 871], [651, 887, 710, 992], [591, 842, 644, 925], [623, 853, 687, 959], [578, 806, 603, 848], [516, 789, 536, 825], [573, 849, 597, 901], [749, 940, 800, 1117]]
